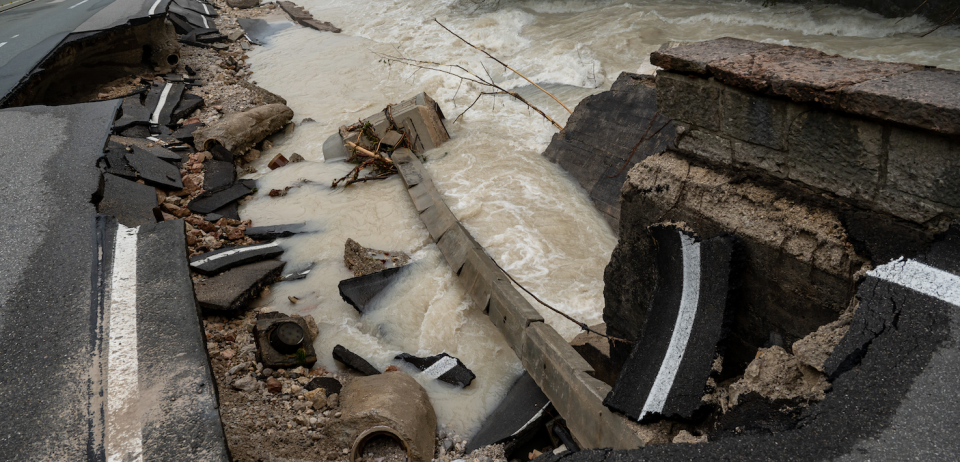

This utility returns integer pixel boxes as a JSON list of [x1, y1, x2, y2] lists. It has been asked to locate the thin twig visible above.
[[896, 0, 928, 24], [920, 5, 959, 37], [434, 18, 573, 114], [490, 258, 633, 345]]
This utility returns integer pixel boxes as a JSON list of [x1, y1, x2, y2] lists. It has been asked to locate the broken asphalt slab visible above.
[[204, 159, 238, 192], [332, 344, 380, 376], [395, 352, 476, 388], [189, 241, 284, 275], [187, 179, 256, 214], [245, 223, 306, 240], [98, 173, 160, 227], [194, 259, 286, 311], [604, 225, 735, 422], [237, 18, 294, 45], [125, 145, 185, 189], [467, 372, 551, 454], [338, 266, 405, 313], [541, 226, 960, 461]]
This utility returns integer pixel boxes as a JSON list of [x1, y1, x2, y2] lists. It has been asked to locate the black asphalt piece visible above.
[[540, 229, 960, 462], [204, 160, 237, 192], [709, 392, 804, 439], [237, 18, 294, 46], [187, 182, 255, 214], [338, 266, 405, 313], [332, 345, 380, 376], [98, 173, 159, 227], [305, 377, 342, 396], [169, 2, 217, 34], [189, 242, 284, 276], [114, 94, 152, 132], [151, 83, 186, 127], [604, 225, 735, 422], [173, 0, 218, 17], [120, 125, 153, 138], [112, 135, 187, 163], [174, 123, 204, 144], [125, 147, 184, 190], [281, 262, 314, 281], [172, 94, 204, 122], [100, 142, 139, 180], [211, 144, 236, 163], [245, 223, 306, 240], [143, 144, 183, 163], [194, 259, 286, 312], [467, 372, 551, 453], [212, 202, 241, 221], [395, 352, 476, 388]]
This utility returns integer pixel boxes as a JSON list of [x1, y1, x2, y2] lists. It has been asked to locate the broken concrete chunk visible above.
[[268, 153, 289, 169], [338, 266, 405, 313], [187, 181, 255, 214], [395, 352, 475, 388], [570, 324, 617, 386], [245, 223, 306, 240], [328, 373, 436, 462], [604, 225, 735, 422], [124, 147, 184, 190], [226, 30, 244, 42], [194, 259, 285, 312], [343, 238, 410, 277], [289, 153, 305, 163], [189, 242, 284, 276], [193, 104, 294, 152], [98, 173, 159, 227], [466, 372, 551, 454], [254, 314, 317, 369], [332, 345, 380, 376]]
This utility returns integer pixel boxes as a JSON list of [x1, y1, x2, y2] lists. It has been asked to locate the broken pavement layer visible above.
[[466, 372, 551, 454], [338, 266, 405, 313], [187, 179, 257, 214], [395, 352, 476, 388], [604, 225, 735, 422], [189, 241, 283, 275], [98, 173, 161, 227], [332, 344, 381, 376], [0, 99, 228, 460], [245, 222, 306, 240], [194, 259, 286, 311], [277, 1, 341, 33]]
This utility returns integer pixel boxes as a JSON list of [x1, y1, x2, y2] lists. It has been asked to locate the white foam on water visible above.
[[243, 0, 960, 437]]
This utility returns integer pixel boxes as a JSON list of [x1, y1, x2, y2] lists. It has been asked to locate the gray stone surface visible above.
[[840, 69, 960, 136], [885, 127, 960, 213], [542, 72, 674, 229], [649, 37, 777, 75], [656, 71, 720, 132]]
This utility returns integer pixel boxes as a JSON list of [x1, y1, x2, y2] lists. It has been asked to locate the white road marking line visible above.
[[202, 3, 210, 15], [107, 224, 143, 462], [422, 356, 458, 379], [190, 242, 280, 267], [511, 401, 551, 437], [869, 257, 960, 307], [0, 43, 6, 49], [69, 0, 89, 9], [148, 0, 163, 15], [639, 231, 701, 421], [10, 34, 18, 38], [148, 83, 173, 125], [201, 14, 209, 29]]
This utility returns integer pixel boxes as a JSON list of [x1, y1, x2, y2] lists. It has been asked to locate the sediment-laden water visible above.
[[242, 0, 960, 437]]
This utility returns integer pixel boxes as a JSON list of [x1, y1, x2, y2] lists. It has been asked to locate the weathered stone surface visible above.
[[542, 72, 674, 229], [656, 71, 720, 132], [606, 151, 869, 372], [226, 0, 258, 8], [570, 324, 617, 386], [193, 260, 285, 311], [840, 69, 960, 136], [707, 46, 919, 105], [721, 85, 796, 150], [649, 37, 778, 75], [885, 127, 960, 212], [343, 238, 409, 277]]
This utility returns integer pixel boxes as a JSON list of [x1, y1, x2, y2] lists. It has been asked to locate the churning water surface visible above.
[[241, 0, 960, 437]]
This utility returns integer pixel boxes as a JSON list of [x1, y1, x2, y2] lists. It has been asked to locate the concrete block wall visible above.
[[391, 149, 646, 450], [652, 38, 960, 229]]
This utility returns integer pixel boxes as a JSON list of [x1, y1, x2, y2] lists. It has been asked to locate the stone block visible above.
[[785, 109, 882, 201], [488, 280, 544, 356], [840, 69, 960, 136], [707, 46, 919, 105], [656, 72, 721, 132], [419, 203, 458, 241], [408, 181, 442, 212], [649, 37, 778, 75], [731, 139, 790, 178], [436, 223, 481, 274], [720, 85, 794, 150], [886, 127, 960, 209], [675, 125, 733, 165]]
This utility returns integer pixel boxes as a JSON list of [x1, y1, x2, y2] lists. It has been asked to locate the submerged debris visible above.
[[395, 352, 476, 388]]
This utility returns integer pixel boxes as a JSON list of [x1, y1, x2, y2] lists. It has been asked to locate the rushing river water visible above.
[[242, 0, 960, 437]]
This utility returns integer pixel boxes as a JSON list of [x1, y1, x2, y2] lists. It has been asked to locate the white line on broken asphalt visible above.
[[68, 0, 88, 9], [189, 242, 281, 267], [511, 401, 551, 437], [148, 0, 163, 15], [107, 224, 143, 462], [148, 83, 173, 125], [422, 356, 458, 379], [639, 231, 701, 421], [869, 257, 960, 307], [0, 43, 6, 48]]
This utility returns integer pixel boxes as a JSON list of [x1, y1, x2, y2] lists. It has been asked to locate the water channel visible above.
[[240, 0, 960, 437]]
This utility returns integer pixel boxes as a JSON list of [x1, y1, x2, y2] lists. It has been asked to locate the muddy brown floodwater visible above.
[[238, 0, 960, 439]]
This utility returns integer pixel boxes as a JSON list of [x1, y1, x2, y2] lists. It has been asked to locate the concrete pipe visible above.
[[193, 103, 294, 153], [332, 372, 437, 462]]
